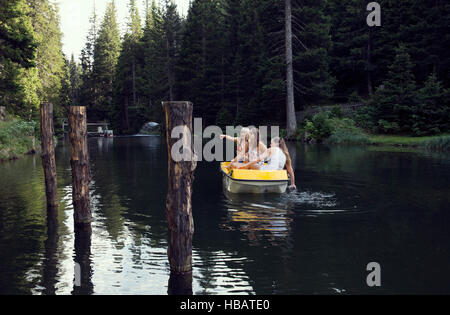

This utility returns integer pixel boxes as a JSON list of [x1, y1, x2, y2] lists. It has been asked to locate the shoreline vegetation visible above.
[[282, 106, 450, 151], [1, 111, 448, 164], [0, 116, 39, 161]]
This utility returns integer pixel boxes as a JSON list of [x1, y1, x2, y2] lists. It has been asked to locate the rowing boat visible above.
[[220, 162, 289, 194]]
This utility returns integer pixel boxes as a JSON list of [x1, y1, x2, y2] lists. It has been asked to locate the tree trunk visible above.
[[163, 101, 196, 276], [166, 37, 174, 101], [132, 58, 137, 106], [40, 103, 59, 214], [367, 29, 373, 95], [285, 0, 297, 137], [0, 106, 5, 121], [68, 106, 91, 228], [123, 97, 130, 132]]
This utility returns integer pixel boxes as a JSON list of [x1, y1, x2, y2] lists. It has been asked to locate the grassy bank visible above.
[[0, 117, 39, 161], [287, 110, 450, 151], [367, 134, 450, 150]]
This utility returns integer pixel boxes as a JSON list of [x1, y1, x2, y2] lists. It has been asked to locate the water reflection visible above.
[[72, 227, 93, 295], [168, 272, 193, 295], [1, 137, 450, 294], [41, 206, 59, 295], [223, 191, 293, 241], [222, 188, 344, 242]]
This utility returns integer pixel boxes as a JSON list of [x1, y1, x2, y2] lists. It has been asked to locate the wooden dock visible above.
[[62, 119, 113, 137]]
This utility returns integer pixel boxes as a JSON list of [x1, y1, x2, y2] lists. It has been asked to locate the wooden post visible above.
[[68, 106, 91, 228], [163, 101, 197, 277], [0, 106, 5, 121], [40, 103, 58, 214]]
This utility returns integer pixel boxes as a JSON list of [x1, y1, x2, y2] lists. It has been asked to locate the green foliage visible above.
[[112, 0, 182, 134], [303, 111, 368, 144], [0, 0, 36, 68], [329, 105, 343, 119], [0, 0, 69, 126], [69, 54, 82, 105], [0, 0, 38, 117], [422, 135, 450, 152], [4, 0, 450, 140], [348, 91, 362, 104], [326, 117, 369, 144], [412, 73, 450, 136], [369, 45, 417, 133], [91, 1, 121, 120], [293, 0, 336, 105], [30, 0, 68, 112], [0, 118, 38, 160], [304, 111, 333, 142], [79, 7, 98, 111], [376, 119, 400, 134]]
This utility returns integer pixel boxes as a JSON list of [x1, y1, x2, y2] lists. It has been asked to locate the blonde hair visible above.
[[249, 127, 261, 158], [240, 127, 250, 137], [238, 127, 250, 153]]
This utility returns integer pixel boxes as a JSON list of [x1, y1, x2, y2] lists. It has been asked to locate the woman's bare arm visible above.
[[220, 135, 238, 143], [258, 141, 268, 155], [286, 161, 296, 189], [237, 148, 272, 169]]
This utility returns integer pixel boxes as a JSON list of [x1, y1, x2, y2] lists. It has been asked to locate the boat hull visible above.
[[221, 162, 289, 194], [223, 175, 288, 194]]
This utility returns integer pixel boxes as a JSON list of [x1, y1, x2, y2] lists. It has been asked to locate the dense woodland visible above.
[[1, 0, 449, 137]]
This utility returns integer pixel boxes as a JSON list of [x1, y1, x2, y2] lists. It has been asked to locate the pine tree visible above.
[[413, 73, 450, 135], [140, 1, 166, 123], [91, 0, 121, 120], [328, 0, 374, 99], [292, 0, 335, 106], [177, 0, 226, 125], [29, 0, 68, 121], [69, 54, 81, 106], [113, 0, 144, 133], [0, 0, 37, 117], [162, 0, 181, 102], [79, 4, 98, 111], [403, 0, 450, 86], [0, 0, 36, 68], [370, 45, 417, 133]]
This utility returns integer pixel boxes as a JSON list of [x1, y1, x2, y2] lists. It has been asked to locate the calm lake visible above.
[[0, 136, 449, 294]]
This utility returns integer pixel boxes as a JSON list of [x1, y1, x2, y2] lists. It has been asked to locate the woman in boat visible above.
[[226, 127, 267, 171], [220, 127, 250, 162], [222, 127, 250, 171], [238, 137, 296, 190], [247, 127, 267, 162]]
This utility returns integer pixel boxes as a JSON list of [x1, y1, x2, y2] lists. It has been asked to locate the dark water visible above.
[[0, 136, 449, 294]]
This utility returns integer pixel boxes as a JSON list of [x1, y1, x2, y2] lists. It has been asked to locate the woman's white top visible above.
[[261, 147, 286, 171]]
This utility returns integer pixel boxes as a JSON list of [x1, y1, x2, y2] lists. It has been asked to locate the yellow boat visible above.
[[220, 162, 289, 194]]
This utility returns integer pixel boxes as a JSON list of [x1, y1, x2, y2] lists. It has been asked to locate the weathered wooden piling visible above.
[[163, 101, 197, 277], [40, 103, 59, 215], [68, 106, 91, 228]]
